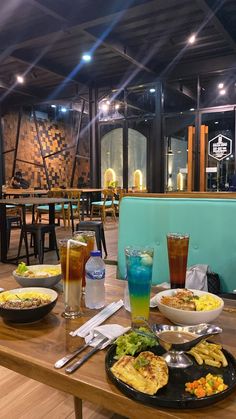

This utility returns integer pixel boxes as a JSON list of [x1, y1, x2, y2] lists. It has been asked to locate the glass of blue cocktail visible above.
[[125, 246, 154, 327]]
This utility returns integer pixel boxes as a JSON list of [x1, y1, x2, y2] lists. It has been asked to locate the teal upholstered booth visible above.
[[117, 197, 236, 292]]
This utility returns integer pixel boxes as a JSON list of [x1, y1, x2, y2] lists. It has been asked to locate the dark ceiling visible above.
[[0, 0, 236, 103]]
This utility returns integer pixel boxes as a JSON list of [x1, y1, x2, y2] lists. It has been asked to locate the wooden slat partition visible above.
[[187, 125, 195, 191], [200, 125, 209, 191]]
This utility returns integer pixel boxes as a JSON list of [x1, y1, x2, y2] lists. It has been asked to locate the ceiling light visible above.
[[149, 88, 155, 93], [106, 100, 110, 105], [188, 34, 196, 44], [16, 75, 24, 84], [115, 104, 120, 110], [82, 53, 92, 62], [218, 83, 224, 89], [214, 121, 219, 124], [190, 108, 195, 111], [219, 89, 226, 95], [61, 107, 67, 112], [51, 104, 56, 108], [101, 103, 109, 112]]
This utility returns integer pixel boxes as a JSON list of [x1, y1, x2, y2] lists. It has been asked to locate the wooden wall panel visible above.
[[2, 111, 90, 188]]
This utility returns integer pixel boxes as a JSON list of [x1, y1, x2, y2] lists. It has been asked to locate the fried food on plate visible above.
[[187, 340, 228, 368], [111, 351, 168, 395]]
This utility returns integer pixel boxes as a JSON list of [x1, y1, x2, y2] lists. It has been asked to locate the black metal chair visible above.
[[17, 223, 59, 264], [6, 215, 22, 251], [76, 220, 108, 258]]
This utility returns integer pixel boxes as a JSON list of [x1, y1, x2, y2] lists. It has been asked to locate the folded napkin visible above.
[[70, 300, 124, 337], [85, 324, 131, 349], [185, 264, 208, 291]]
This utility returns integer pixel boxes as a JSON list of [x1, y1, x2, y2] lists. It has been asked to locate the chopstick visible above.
[[70, 300, 124, 337]]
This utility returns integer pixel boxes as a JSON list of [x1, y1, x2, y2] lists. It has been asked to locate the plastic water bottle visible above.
[[85, 250, 105, 309]]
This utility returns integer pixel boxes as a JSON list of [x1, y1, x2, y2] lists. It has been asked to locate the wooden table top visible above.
[[64, 188, 103, 193], [0, 275, 236, 419], [3, 188, 49, 196], [0, 197, 72, 205]]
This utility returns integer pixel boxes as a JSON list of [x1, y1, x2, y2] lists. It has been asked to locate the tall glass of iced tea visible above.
[[167, 233, 189, 289], [59, 238, 86, 318], [73, 231, 95, 291]]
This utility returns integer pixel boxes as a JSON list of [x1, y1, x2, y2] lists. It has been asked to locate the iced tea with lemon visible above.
[[73, 231, 95, 288], [59, 239, 85, 318]]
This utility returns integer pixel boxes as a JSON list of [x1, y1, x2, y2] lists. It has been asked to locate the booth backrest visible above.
[[117, 197, 236, 292]]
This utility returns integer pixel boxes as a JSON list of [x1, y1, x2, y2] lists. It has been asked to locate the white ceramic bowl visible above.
[[155, 289, 224, 325], [13, 265, 62, 288]]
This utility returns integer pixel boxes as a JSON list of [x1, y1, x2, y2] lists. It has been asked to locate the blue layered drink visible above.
[[125, 247, 154, 326]]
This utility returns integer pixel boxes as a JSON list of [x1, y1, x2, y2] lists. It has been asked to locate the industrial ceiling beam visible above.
[[25, 0, 156, 75], [11, 50, 91, 87], [196, 0, 236, 53], [167, 53, 236, 79]]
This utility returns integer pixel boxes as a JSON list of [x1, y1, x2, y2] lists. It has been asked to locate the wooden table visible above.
[[3, 188, 49, 196], [0, 197, 74, 262], [0, 276, 235, 419]]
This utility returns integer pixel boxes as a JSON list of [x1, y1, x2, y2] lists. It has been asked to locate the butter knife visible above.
[[65, 337, 109, 374], [54, 336, 96, 369]]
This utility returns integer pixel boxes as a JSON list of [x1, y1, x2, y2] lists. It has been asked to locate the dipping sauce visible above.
[[158, 331, 197, 344]]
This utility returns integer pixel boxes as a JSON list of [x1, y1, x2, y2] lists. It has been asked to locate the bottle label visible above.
[[86, 269, 105, 280]]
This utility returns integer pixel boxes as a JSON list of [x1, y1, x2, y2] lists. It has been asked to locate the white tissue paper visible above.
[[185, 264, 209, 291], [85, 324, 131, 349]]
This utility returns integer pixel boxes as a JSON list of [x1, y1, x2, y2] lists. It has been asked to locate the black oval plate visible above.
[[105, 345, 236, 409]]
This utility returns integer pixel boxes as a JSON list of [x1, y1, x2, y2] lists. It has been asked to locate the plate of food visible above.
[[13, 262, 62, 288], [0, 287, 58, 322], [154, 289, 224, 325], [105, 330, 236, 409]]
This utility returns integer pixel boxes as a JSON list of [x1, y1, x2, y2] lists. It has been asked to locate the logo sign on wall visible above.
[[208, 134, 232, 161]]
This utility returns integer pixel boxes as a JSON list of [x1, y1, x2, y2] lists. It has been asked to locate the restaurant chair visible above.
[[64, 190, 81, 227], [90, 189, 116, 223], [17, 223, 59, 264], [35, 188, 67, 227], [6, 205, 22, 251], [114, 188, 126, 215], [76, 220, 108, 258]]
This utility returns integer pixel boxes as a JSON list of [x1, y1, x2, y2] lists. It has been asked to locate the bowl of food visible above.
[[13, 262, 62, 288], [0, 287, 58, 323], [155, 289, 224, 325]]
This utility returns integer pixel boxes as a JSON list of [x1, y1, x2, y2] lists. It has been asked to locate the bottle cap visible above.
[[90, 250, 101, 257]]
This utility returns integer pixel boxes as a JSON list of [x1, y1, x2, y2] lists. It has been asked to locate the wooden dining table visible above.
[[2, 188, 49, 196], [0, 275, 235, 419]]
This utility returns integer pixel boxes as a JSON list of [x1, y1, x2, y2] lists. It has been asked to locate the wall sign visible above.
[[208, 134, 232, 161]]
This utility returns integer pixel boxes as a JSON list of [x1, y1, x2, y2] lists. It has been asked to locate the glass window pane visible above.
[[163, 114, 196, 191], [128, 128, 147, 191], [201, 110, 235, 191], [100, 125, 123, 188], [200, 74, 236, 108], [164, 79, 197, 113]]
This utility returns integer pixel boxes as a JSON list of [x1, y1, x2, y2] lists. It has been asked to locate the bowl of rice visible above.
[[0, 287, 58, 323], [154, 289, 224, 325], [13, 263, 62, 288]]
